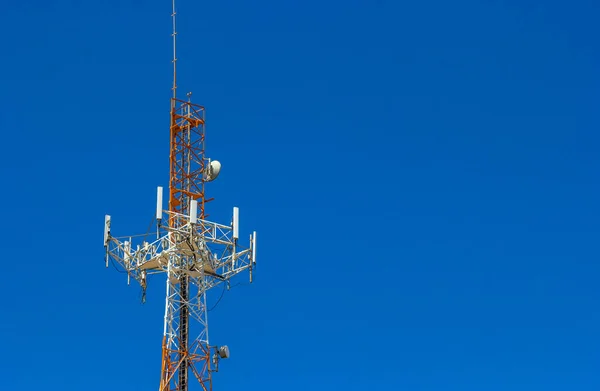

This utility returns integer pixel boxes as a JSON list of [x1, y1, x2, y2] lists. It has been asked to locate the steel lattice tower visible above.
[[103, 2, 257, 390]]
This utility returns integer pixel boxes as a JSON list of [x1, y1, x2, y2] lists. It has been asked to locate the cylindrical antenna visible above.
[[171, 0, 178, 99]]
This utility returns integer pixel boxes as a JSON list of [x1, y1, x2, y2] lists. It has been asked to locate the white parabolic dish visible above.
[[205, 160, 221, 181]]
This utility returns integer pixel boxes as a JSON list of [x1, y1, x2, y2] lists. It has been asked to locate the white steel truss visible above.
[[104, 203, 256, 389]]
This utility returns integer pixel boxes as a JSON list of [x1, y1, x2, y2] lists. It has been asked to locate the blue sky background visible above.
[[1, 0, 599, 389]]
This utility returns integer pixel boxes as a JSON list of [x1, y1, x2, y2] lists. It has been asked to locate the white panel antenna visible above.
[[232, 207, 239, 240], [190, 200, 198, 224], [156, 186, 163, 220], [252, 231, 257, 264], [104, 215, 111, 246]]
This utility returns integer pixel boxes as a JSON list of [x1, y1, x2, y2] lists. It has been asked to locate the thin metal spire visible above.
[[171, 0, 178, 99]]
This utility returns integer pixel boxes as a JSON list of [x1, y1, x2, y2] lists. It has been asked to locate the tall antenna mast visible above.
[[171, 0, 178, 99], [103, 2, 257, 390]]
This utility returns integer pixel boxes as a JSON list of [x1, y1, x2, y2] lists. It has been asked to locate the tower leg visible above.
[[178, 276, 189, 391]]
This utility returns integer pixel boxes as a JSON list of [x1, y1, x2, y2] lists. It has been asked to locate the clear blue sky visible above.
[[1, 0, 599, 389]]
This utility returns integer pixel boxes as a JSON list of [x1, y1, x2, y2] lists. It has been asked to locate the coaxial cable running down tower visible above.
[[103, 2, 257, 390]]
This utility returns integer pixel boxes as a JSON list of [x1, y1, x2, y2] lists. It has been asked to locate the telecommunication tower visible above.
[[103, 1, 257, 390]]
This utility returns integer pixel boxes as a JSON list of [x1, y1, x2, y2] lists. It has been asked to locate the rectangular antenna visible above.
[[124, 241, 131, 264], [190, 199, 198, 224], [252, 231, 257, 264], [104, 215, 111, 246], [156, 187, 163, 220], [233, 207, 239, 239]]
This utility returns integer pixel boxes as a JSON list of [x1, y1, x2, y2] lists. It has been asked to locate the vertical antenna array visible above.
[[103, 2, 257, 390]]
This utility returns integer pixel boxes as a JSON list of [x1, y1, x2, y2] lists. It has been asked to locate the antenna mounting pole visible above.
[[171, 0, 178, 99]]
